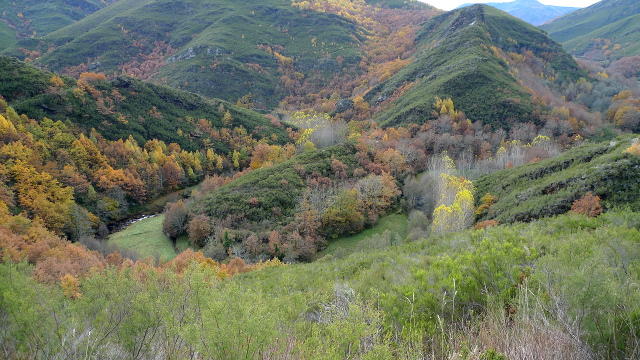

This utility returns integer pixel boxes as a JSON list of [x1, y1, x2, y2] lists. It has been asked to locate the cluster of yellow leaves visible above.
[[475, 193, 497, 217], [60, 274, 82, 299], [434, 97, 458, 117], [9, 161, 75, 232], [0, 114, 16, 135], [625, 142, 640, 156], [432, 174, 475, 234], [249, 143, 296, 169]]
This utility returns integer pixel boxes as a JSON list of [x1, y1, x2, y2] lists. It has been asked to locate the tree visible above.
[[355, 173, 400, 224], [321, 189, 364, 239], [163, 200, 188, 239], [0, 114, 16, 138], [50, 75, 65, 88], [432, 174, 475, 233], [161, 158, 185, 190], [243, 234, 264, 257], [187, 215, 212, 247], [222, 110, 233, 126], [11, 161, 74, 233], [232, 150, 241, 169], [267, 230, 282, 257], [331, 158, 348, 179]]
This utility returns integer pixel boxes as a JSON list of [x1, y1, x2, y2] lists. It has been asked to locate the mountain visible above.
[[0, 0, 116, 50], [5, 0, 367, 109], [460, 0, 578, 25], [0, 56, 289, 151], [541, 0, 640, 60], [363, 4, 582, 129]]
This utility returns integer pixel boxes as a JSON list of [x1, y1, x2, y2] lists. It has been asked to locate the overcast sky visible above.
[[420, 0, 601, 11]]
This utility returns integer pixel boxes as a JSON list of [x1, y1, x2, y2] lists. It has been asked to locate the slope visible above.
[[0, 56, 288, 152], [365, 4, 582, 129], [460, 0, 578, 26], [541, 0, 640, 59], [3, 207, 639, 358], [0, 0, 116, 47], [12, 0, 365, 109], [476, 135, 640, 224]]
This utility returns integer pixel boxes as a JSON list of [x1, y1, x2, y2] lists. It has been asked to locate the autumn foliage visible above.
[[571, 192, 603, 218]]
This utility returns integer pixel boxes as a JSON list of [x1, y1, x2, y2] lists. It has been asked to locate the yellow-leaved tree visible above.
[[432, 173, 475, 233]]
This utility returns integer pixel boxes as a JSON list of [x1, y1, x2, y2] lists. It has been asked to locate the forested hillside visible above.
[[0, 0, 116, 49], [6, 0, 365, 108], [0, 56, 297, 243], [0, 56, 289, 150], [476, 135, 640, 223]]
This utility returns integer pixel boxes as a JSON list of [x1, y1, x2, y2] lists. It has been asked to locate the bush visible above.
[[475, 220, 499, 229], [571, 192, 603, 217], [625, 142, 640, 156]]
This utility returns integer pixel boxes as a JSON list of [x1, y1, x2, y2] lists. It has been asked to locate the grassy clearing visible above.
[[108, 215, 189, 262], [320, 213, 408, 258]]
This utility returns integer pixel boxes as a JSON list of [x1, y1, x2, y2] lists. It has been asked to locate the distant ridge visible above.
[[459, 0, 578, 25], [541, 0, 640, 60]]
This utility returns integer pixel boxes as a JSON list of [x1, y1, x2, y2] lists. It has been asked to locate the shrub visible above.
[[476, 193, 497, 217], [475, 220, 499, 230], [625, 142, 640, 156], [570, 192, 603, 217], [480, 349, 508, 360]]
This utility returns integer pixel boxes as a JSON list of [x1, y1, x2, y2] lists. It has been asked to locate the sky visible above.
[[419, 0, 601, 11]]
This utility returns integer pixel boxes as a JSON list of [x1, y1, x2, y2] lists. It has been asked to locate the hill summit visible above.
[[364, 4, 581, 128]]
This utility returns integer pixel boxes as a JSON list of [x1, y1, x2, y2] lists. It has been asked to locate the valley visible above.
[[1, 0, 640, 359]]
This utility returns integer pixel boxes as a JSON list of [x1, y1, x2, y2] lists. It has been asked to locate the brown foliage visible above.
[[163, 200, 188, 239], [474, 220, 499, 230], [79, 72, 107, 82], [570, 192, 603, 217], [187, 214, 212, 247], [33, 243, 104, 283], [625, 143, 640, 156]]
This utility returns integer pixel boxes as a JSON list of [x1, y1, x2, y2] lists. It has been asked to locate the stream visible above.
[[108, 214, 159, 235]]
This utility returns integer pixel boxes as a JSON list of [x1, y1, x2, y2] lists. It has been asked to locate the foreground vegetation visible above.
[[2, 209, 639, 359]]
